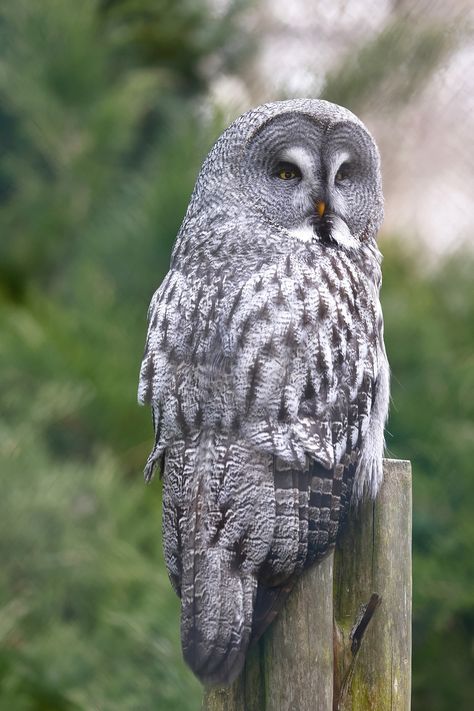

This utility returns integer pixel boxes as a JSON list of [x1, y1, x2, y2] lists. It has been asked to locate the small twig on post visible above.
[[350, 593, 382, 655], [334, 593, 382, 710]]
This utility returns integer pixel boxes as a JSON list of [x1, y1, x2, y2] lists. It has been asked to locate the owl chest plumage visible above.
[[140, 239, 381, 474]]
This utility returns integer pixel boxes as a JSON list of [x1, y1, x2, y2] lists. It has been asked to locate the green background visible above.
[[0, 2, 472, 709]]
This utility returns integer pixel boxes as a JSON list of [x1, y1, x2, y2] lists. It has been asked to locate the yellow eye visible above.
[[275, 162, 301, 181], [279, 169, 297, 180]]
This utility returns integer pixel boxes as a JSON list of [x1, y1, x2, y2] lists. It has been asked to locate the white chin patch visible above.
[[288, 215, 358, 249], [329, 215, 359, 249], [287, 224, 314, 243]]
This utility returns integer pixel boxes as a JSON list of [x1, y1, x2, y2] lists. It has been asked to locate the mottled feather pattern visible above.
[[138, 99, 389, 686], [139, 248, 381, 471]]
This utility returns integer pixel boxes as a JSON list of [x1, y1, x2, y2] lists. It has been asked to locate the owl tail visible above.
[[181, 545, 257, 686], [177, 433, 276, 686]]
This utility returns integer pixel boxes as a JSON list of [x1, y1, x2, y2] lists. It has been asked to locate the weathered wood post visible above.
[[203, 459, 411, 711]]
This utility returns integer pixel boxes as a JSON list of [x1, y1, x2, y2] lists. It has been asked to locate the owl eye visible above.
[[335, 162, 352, 183], [275, 162, 302, 181]]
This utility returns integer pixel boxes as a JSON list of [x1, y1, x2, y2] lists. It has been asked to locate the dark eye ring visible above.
[[274, 161, 302, 181], [335, 162, 352, 183]]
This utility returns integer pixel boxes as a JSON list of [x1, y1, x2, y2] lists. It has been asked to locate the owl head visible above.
[[175, 100, 383, 267]]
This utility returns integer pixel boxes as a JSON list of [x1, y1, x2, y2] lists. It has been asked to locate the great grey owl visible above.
[[138, 99, 389, 686]]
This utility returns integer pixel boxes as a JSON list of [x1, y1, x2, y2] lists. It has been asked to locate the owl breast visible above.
[[140, 240, 381, 478]]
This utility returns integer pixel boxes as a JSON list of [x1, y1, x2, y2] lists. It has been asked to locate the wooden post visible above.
[[334, 459, 412, 710], [203, 459, 412, 711]]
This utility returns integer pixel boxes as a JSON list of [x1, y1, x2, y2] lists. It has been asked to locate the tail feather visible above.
[[181, 548, 256, 684], [167, 433, 274, 686]]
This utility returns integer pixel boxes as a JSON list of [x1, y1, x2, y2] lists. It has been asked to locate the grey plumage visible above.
[[138, 99, 389, 686]]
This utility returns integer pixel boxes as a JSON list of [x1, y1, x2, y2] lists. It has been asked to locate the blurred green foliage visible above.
[[382, 245, 474, 710], [0, 1, 472, 710]]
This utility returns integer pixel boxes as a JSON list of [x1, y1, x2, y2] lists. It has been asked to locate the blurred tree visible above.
[[100, 0, 249, 88], [0, 0, 248, 299], [0, 0, 155, 297]]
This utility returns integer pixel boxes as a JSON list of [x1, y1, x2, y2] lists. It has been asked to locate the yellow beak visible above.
[[316, 201, 326, 217]]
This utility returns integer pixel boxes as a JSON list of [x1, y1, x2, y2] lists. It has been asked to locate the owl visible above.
[[138, 99, 389, 686]]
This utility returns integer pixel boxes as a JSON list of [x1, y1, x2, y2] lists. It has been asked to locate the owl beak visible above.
[[315, 200, 326, 218]]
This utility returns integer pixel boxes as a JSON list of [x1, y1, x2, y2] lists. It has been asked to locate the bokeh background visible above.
[[0, 1, 473, 709]]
